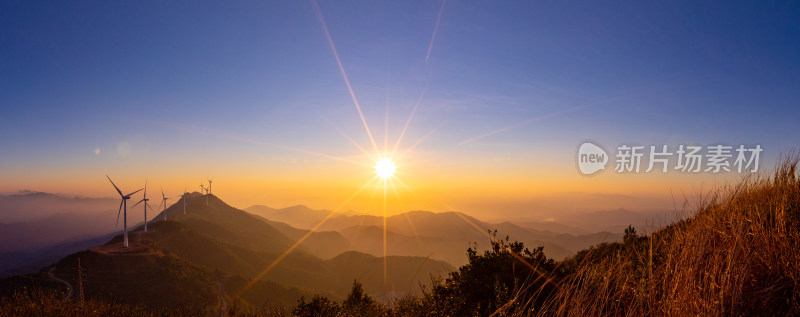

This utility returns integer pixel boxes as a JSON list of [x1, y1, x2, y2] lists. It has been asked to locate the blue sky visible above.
[[1, 1, 799, 213]]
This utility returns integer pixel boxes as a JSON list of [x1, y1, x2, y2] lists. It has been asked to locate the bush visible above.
[[291, 295, 340, 317], [419, 231, 561, 316]]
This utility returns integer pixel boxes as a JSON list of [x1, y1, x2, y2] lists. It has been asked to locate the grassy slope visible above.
[[536, 157, 800, 316]]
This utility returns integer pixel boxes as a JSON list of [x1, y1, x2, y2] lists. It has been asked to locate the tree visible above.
[[624, 225, 637, 244], [292, 295, 340, 317], [342, 279, 379, 316]]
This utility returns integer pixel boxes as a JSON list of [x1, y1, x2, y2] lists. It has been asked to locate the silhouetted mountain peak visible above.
[[283, 204, 313, 213], [402, 210, 436, 217], [16, 190, 53, 197]]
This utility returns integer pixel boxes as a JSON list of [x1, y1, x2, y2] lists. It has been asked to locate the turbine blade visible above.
[[107, 175, 123, 196], [147, 202, 155, 211], [132, 199, 144, 208], [126, 188, 144, 197], [116, 199, 123, 228]]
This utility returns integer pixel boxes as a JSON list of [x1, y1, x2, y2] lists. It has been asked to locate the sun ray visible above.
[[395, 123, 443, 162], [388, 177, 425, 247], [391, 84, 428, 157], [148, 119, 371, 168], [406, 253, 436, 293], [390, 0, 446, 157], [313, 0, 380, 155], [425, 0, 447, 62], [371, 6, 451, 287], [455, 83, 672, 146], [382, 177, 388, 284], [388, 178, 440, 215], [457, 103, 594, 146], [327, 120, 377, 162], [237, 136, 370, 167], [345, 207, 373, 252], [392, 159, 432, 171], [385, 93, 389, 154], [263, 141, 372, 167], [236, 175, 380, 297], [369, 176, 383, 201], [385, 61, 390, 154], [440, 203, 561, 290], [390, 176, 560, 289]]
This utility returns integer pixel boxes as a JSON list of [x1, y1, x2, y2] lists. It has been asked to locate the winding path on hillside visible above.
[[47, 266, 73, 300], [217, 280, 227, 317]]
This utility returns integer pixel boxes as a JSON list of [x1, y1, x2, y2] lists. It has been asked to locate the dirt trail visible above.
[[47, 266, 73, 300], [217, 280, 228, 317]]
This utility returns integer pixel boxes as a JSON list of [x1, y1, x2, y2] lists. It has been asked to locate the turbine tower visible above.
[[200, 183, 208, 205], [132, 181, 155, 232], [203, 178, 211, 205], [106, 176, 143, 248], [183, 186, 188, 215], [160, 187, 170, 221]]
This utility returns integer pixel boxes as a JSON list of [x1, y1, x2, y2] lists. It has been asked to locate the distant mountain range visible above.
[[246, 204, 335, 230], [0, 191, 669, 311], [246, 205, 624, 265], [0, 191, 116, 223]]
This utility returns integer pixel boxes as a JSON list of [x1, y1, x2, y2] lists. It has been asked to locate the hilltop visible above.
[[0, 192, 453, 312]]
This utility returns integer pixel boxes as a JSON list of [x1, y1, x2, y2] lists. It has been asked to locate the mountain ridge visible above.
[[1, 192, 454, 311]]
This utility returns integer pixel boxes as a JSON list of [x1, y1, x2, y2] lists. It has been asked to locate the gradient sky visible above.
[[1, 1, 799, 219]]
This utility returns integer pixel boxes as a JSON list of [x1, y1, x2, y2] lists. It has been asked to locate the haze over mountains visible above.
[[0, 190, 679, 311], [0, 191, 117, 223], [0, 192, 123, 277], [0, 190, 669, 279], [246, 204, 627, 265]]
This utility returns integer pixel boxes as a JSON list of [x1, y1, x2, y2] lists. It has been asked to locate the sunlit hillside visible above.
[[536, 156, 800, 315]]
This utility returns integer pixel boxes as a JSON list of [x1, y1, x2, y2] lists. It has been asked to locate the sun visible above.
[[374, 157, 397, 179]]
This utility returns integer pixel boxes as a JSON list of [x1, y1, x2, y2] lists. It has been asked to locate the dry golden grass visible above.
[[526, 155, 800, 316]]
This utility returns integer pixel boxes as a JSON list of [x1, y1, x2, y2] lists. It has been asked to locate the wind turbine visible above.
[[107, 176, 143, 248], [182, 186, 188, 215], [200, 183, 207, 205], [160, 188, 170, 221], [203, 178, 212, 205], [131, 181, 155, 232]]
